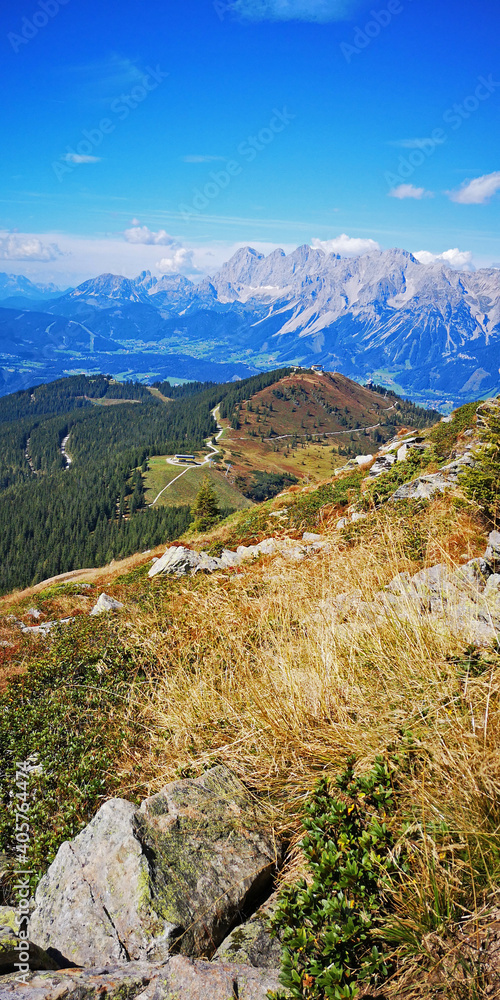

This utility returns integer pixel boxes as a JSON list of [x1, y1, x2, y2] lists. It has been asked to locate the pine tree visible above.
[[191, 476, 220, 531]]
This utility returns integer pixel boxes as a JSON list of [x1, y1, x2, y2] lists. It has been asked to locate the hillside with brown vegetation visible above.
[[217, 370, 437, 492]]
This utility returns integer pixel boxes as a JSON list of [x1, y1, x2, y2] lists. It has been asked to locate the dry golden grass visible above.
[[106, 497, 499, 994]]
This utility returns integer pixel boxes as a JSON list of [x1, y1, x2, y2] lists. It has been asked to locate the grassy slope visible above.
[[1, 399, 499, 996], [144, 460, 253, 510]]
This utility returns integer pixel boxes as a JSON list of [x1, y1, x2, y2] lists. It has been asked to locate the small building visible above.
[[175, 454, 196, 462]]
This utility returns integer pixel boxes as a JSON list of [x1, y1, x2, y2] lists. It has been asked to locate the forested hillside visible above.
[[0, 368, 440, 594], [0, 370, 295, 593], [0, 375, 217, 593]]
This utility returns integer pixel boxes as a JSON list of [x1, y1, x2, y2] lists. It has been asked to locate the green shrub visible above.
[[462, 403, 500, 523], [0, 617, 146, 895], [270, 757, 408, 999]]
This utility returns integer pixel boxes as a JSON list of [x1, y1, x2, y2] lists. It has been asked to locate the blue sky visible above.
[[0, 0, 499, 285]]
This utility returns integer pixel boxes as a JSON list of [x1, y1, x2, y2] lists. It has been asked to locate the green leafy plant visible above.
[[269, 757, 408, 999], [462, 402, 500, 523]]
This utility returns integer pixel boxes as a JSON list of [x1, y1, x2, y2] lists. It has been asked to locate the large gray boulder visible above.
[[149, 546, 203, 577], [29, 767, 280, 968], [0, 956, 285, 1000]]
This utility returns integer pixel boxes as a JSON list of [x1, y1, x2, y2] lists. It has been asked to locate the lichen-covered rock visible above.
[[453, 558, 491, 593], [29, 798, 167, 969], [0, 956, 285, 1000], [0, 911, 57, 972], [135, 766, 281, 957], [214, 895, 281, 969], [29, 767, 280, 968]]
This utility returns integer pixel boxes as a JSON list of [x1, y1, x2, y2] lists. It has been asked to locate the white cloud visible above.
[[449, 171, 500, 205], [0, 233, 64, 262], [311, 234, 380, 256], [182, 155, 226, 163], [63, 153, 101, 164], [414, 248, 475, 271], [124, 225, 177, 246], [230, 0, 360, 22], [156, 248, 197, 275], [388, 184, 433, 200]]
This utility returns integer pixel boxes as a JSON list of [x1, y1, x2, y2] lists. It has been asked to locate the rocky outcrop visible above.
[[391, 451, 475, 501], [149, 535, 331, 577], [328, 531, 500, 646], [0, 956, 284, 999], [29, 766, 281, 969]]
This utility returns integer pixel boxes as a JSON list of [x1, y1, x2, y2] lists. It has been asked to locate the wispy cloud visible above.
[[64, 154, 101, 165], [311, 234, 380, 256], [0, 233, 64, 262], [230, 0, 361, 23], [60, 54, 146, 105], [448, 171, 500, 205], [389, 137, 446, 150], [414, 248, 475, 271], [388, 184, 433, 200], [182, 155, 226, 164]]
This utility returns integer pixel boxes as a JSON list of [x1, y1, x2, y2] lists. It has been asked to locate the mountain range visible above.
[[1, 245, 499, 406]]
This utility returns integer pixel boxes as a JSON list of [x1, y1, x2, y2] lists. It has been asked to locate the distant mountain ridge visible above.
[[1, 245, 499, 405]]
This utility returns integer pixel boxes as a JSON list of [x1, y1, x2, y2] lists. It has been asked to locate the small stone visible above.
[[454, 558, 491, 593], [485, 531, 500, 572], [0, 914, 58, 972], [302, 532, 323, 543], [89, 593, 124, 615], [214, 895, 281, 969], [484, 574, 500, 597]]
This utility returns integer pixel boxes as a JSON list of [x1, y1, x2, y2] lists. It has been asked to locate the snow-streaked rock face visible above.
[[39, 246, 500, 401]]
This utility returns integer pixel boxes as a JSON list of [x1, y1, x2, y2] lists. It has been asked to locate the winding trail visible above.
[[60, 434, 72, 469], [149, 405, 224, 507]]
